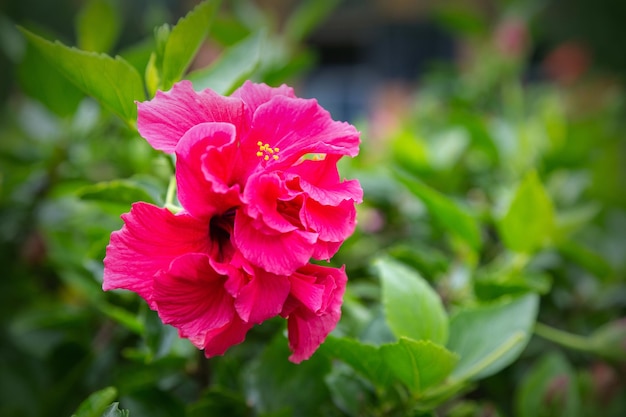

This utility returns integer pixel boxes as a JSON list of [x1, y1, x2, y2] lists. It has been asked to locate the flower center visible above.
[[209, 208, 236, 261], [256, 141, 280, 161]]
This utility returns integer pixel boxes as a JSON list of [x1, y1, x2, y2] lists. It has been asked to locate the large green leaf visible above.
[[396, 171, 482, 252], [498, 171, 555, 253], [188, 31, 263, 95], [76, 179, 159, 206], [159, 0, 221, 91], [19, 28, 145, 125], [324, 336, 457, 395], [376, 257, 449, 345], [76, 0, 120, 53], [447, 293, 539, 381], [514, 352, 580, 417], [379, 338, 458, 394]]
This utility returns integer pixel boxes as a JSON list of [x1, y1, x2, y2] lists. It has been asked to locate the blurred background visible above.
[[0, 0, 625, 416]]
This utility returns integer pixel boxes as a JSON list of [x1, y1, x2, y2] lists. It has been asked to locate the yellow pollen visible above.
[[256, 141, 280, 161]]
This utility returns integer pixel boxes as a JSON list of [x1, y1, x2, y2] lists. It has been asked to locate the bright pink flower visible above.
[[104, 81, 362, 362]]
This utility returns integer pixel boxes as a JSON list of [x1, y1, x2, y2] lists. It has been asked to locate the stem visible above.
[[164, 175, 182, 213], [534, 322, 594, 352]]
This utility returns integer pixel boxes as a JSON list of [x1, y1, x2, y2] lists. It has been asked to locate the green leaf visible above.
[[159, 0, 221, 91], [376, 257, 449, 345], [76, 0, 120, 53], [188, 31, 263, 95], [245, 333, 332, 417], [283, 0, 340, 42], [17, 42, 84, 117], [19, 28, 145, 125], [447, 293, 539, 381], [71, 387, 118, 417], [515, 353, 580, 417], [76, 179, 159, 206], [498, 171, 555, 253], [324, 337, 458, 395], [396, 171, 482, 252], [379, 338, 458, 394], [322, 336, 394, 389], [101, 403, 130, 417]]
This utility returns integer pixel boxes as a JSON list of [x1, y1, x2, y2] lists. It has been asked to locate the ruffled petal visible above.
[[242, 95, 360, 170], [137, 80, 244, 153], [233, 212, 317, 275], [302, 198, 357, 243], [288, 156, 363, 206], [103, 203, 210, 308], [197, 315, 254, 358], [175, 122, 241, 218], [283, 264, 347, 363], [153, 253, 235, 339], [234, 269, 291, 324], [231, 80, 295, 117], [244, 171, 302, 233]]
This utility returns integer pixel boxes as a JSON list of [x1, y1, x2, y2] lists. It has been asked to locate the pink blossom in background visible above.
[[103, 81, 362, 362]]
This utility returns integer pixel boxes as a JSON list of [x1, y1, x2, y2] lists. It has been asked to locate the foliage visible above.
[[1, 0, 624, 416]]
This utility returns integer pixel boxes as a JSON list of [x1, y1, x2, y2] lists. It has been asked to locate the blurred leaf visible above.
[[17, 42, 84, 117], [284, 0, 339, 42], [376, 257, 449, 345], [188, 30, 263, 94], [589, 319, 626, 362], [396, 171, 482, 252], [448, 293, 539, 381], [498, 171, 555, 253], [515, 352, 580, 417], [245, 333, 332, 417], [76, 0, 120, 53], [325, 363, 374, 417], [324, 336, 457, 395], [71, 386, 118, 417], [210, 15, 251, 46], [159, 0, 221, 91], [187, 389, 250, 417], [558, 240, 613, 280], [19, 28, 145, 125], [76, 179, 159, 206], [97, 303, 144, 335]]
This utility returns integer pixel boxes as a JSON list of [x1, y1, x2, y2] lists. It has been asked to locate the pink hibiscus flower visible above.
[[103, 81, 361, 362]]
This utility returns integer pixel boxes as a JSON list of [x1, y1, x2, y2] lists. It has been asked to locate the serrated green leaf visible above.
[[324, 336, 457, 395], [322, 336, 394, 389], [376, 257, 449, 345], [396, 171, 482, 252], [71, 387, 118, 417], [499, 171, 555, 253], [76, 0, 120, 53], [188, 30, 263, 95], [101, 403, 130, 417], [380, 338, 458, 394], [160, 0, 221, 90], [447, 293, 539, 381], [19, 28, 145, 125]]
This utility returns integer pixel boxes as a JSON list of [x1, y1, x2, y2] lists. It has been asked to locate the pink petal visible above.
[[198, 315, 254, 358], [137, 80, 244, 153], [288, 271, 325, 313], [283, 264, 347, 363], [103, 203, 210, 308], [153, 253, 235, 339], [289, 156, 363, 206], [235, 269, 291, 324], [243, 95, 360, 170], [231, 80, 295, 116], [233, 212, 317, 275], [311, 240, 343, 261], [175, 122, 241, 218], [302, 198, 357, 243], [243, 172, 302, 233]]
